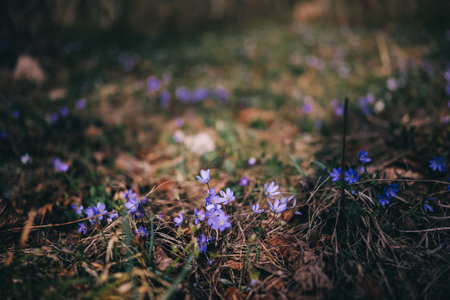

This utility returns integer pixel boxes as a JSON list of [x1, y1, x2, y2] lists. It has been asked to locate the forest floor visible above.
[[1, 22, 449, 299]]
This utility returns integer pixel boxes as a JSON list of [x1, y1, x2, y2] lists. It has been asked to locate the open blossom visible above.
[[344, 168, 358, 184], [429, 156, 446, 172], [264, 181, 280, 199], [21, 153, 32, 164], [268, 199, 287, 214], [378, 194, 390, 207], [197, 234, 208, 253], [78, 223, 87, 235], [210, 210, 231, 231], [107, 210, 118, 222], [384, 183, 399, 198], [358, 150, 371, 164], [96, 202, 107, 220], [423, 203, 434, 213], [136, 226, 149, 237], [330, 167, 341, 182], [194, 208, 205, 224], [280, 195, 295, 204], [71, 204, 84, 215], [218, 188, 235, 205], [240, 177, 249, 186], [196, 169, 210, 184], [251, 203, 264, 214], [205, 188, 219, 206], [174, 213, 184, 226]]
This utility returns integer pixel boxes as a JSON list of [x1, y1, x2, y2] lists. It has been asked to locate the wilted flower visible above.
[[196, 169, 210, 184], [264, 181, 280, 199]]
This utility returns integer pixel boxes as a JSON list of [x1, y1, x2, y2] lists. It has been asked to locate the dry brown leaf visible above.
[[13, 55, 46, 84], [224, 260, 244, 270], [224, 286, 246, 300], [237, 108, 275, 125], [153, 245, 173, 271]]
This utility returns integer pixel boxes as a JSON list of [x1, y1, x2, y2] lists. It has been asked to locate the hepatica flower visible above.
[[264, 181, 280, 199], [159, 90, 170, 108], [194, 208, 205, 225], [53, 158, 69, 172], [71, 204, 84, 215], [176, 86, 191, 103], [330, 167, 341, 182], [107, 210, 118, 223], [378, 194, 390, 207], [358, 150, 371, 164], [75, 98, 86, 110], [268, 199, 287, 214], [196, 169, 210, 184], [136, 226, 149, 237], [251, 203, 264, 214], [21, 153, 32, 165], [147, 76, 160, 93], [174, 213, 184, 227], [344, 168, 358, 184], [218, 188, 235, 205], [240, 177, 249, 186], [192, 88, 209, 102], [85, 206, 99, 224], [384, 183, 398, 198], [78, 223, 88, 235], [429, 156, 446, 172], [59, 106, 69, 117], [248, 157, 256, 166], [96, 202, 107, 220], [423, 203, 434, 213], [197, 234, 208, 253], [210, 210, 231, 231]]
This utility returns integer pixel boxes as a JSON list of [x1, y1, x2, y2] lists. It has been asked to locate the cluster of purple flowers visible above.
[[262, 182, 298, 215], [72, 202, 118, 235], [378, 183, 399, 207], [330, 150, 371, 184], [123, 189, 147, 218], [176, 86, 229, 103]]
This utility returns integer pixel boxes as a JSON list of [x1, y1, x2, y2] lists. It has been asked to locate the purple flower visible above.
[[159, 90, 170, 108], [358, 97, 370, 115], [315, 119, 322, 129], [301, 102, 312, 114], [378, 194, 390, 207], [210, 210, 231, 231], [205, 188, 219, 206], [147, 76, 160, 93], [174, 213, 184, 226], [78, 223, 88, 235], [21, 153, 32, 164], [107, 210, 118, 222], [176, 86, 191, 103], [268, 199, 287, 214], [331, 99, 344, 116], [71, 204, 84, 215], [429, 156, 446, 172], [196, 169, 210, 184], [197, 234, 208, 253], [206, 203, 222, 226], [280, 195, 295, 204], [330, 167, 341, 182], [248, 157, 256, 166], [215, 87, 228, 102], [218, 188, 235, 205], [423, 203, 434, 213], [358, 150, 371, 164], [1, 131, 7, 139], [192, 88, 209, 102], [136, 226, 149, 237], [251, 203, 264, 214], [387, 78, 398, 91], [76, 98, 87, 110], [264, 181, 280, 199], [48, 112, 60, 123], [53, 158, 69, 172], [96, 202, 107, 220], [175, 118, 184, 127], [59, 106, 69, 117], [85, 206, 99, 224], [240, 176, 249, 186], [384, 183, 398, 198], [344, 168, 358, 184], [194, 208, 205, 225]]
